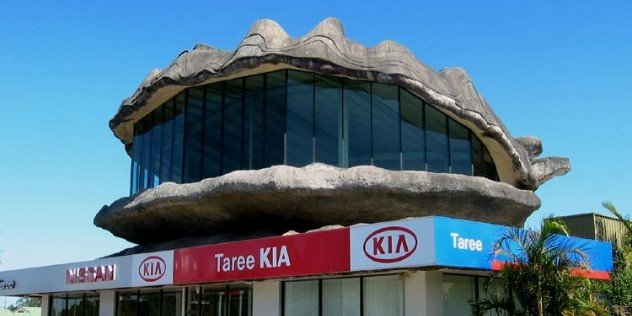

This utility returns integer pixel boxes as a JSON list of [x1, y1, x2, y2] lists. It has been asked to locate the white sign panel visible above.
[[0, 256, 133, 296], [131, 250, 174, 286], [350, 217, 435, 271]]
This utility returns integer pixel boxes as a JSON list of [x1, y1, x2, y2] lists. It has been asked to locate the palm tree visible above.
[[471, 219, 597, 316]]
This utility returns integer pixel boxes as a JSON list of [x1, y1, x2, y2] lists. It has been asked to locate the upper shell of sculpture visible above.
[[109, 17, 569, 190]]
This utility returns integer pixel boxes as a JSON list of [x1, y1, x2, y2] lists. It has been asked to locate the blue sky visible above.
[[0, 0, 631, 276]]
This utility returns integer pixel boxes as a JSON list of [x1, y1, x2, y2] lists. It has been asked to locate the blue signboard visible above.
[[433, 216, 613, 276], [434, 216, 505, 269]]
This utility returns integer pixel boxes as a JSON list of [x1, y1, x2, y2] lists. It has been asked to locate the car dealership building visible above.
[[0, 18, 614, 316]]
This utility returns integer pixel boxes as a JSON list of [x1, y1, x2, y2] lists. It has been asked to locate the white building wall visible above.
[[252, 280, 280, 316], [99, 291, 116, 316]]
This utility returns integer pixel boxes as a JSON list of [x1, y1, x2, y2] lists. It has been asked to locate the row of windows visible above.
[[116, 285, 251, 316], [130, 69, 498, 194], [46, 274, 498, 316], [283, 274, 404, 316], [50, 293, 99, 316]]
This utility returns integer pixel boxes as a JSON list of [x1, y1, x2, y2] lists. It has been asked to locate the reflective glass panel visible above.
[[472, 135, 484, 177], [425, 105, 449, 173], [264, 71, 286, 167], [484, 147, 498, 180], [363, 275, 404, 316], [449, 118, 472, 175], [222, 79, 244, 174], [314, 75, 342, 166], [51, 295, 66, 316], [284, 280, 318, 316], [118, 292, 139, 316], [160, 100, 174, 183], [184, 88, 205, 183], [322, 277, 361, 316], [244, 75, 265, 170], [162, 290, 183, 316], [400, 89, 425, 171], [83, 295, 100, 316], [442, 275, 475, 316], [286, 70, 315, 166], [150, 109, 163, 187], [203, 84, 222, 179], [140, 119, 152, 190], [131, 125, 143, 194], [138, 290, 161, 316], [343, 80, 371, 167], [67, 296, 82, 316], [372, 83, 400, 170], [171, 94, 186, 183]]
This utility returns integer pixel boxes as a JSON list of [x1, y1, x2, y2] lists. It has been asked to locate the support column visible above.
[[40, 295, 50, 316]]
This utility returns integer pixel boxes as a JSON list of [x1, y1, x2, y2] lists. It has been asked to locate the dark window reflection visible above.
[[286, 70, 314, 166], [129, 69, 498, 195], [449, 118, 472, 175], [264, 71, 286, 167], [51, 294, 100, 316], [425, 106, 449, 173], [400, 89, 425, 171], [372, 83, 400, 170], [314, 75, 342, 166], [171, 94, 186, 183], [344, 80, 372, 167], [184, 88, 204, 183], [244, 75, 265, 170], [203, 84, 222, 179]]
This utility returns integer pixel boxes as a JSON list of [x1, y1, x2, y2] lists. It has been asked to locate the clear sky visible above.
[[0, 0, 631, 276]]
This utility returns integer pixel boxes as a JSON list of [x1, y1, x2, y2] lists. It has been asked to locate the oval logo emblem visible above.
[[139, 256, 166, 282], [363, 226, 418, 263]]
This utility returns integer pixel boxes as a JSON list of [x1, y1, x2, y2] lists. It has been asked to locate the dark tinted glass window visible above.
[[314, 75, 342, 166], [484, 146, 498, 180], [129, 69, 499, 194], [118, 292, 138, 316], [138, 291, 162, 316], [131, 123, 143, 194], [140, 118, 152, 190], [203, 84, 222, 179], [150, 109, 163, 187], [184, 88, 205, 182], [222, 79, 244, 174], [171, 93, 186, 183], [472, 135, 485, 177], [344, 80, 371, 167], [160, 100, 174, 183], [244, 75, 265, 170], [286, 70, 315, 166], [264, 71, 287, 167], [449, 118, 472, 175], [371, 83, 400, 170], [425, 105, 449, 173], [400, 89, 425, 171]]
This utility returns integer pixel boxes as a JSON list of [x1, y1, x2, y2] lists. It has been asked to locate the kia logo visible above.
[[139, 256, 166, 282], [363, 226, 418, 263]]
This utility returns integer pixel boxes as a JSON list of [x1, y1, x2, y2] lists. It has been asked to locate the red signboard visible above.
[[174, 228, 350, 284]]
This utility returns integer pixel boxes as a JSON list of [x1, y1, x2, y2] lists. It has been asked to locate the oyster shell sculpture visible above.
[[98, 18, 569, 244]]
